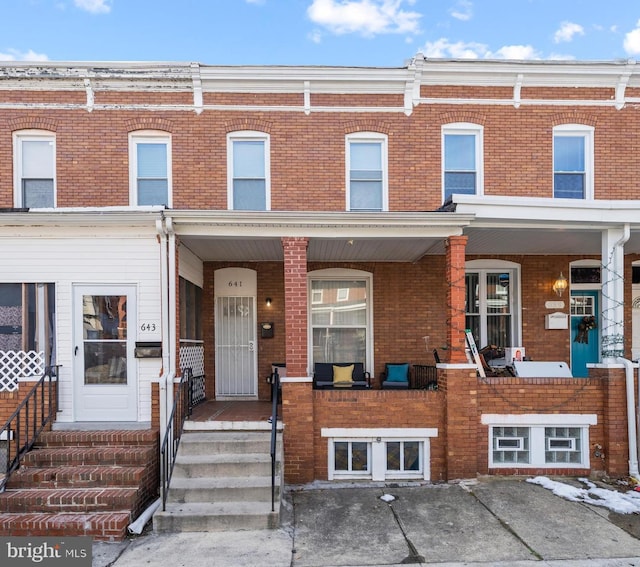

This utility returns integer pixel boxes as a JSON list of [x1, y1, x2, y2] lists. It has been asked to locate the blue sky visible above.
[[2, 0, 640, 66]]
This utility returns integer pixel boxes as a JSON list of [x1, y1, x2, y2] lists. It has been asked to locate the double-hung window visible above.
[[129, 132, 171, 207], [14, 131, 56, 208], [465, 260, 520, 350], [228, 131, 270, 211], [553, 125, 593, 199], [346, 133, 387, 211], [442, 123, 483, 202]]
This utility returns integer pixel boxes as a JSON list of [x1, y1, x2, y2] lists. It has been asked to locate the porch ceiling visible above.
[[180, 227, 640, 262]]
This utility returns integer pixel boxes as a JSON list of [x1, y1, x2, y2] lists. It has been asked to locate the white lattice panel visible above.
[[180, 343, 205, 404], [0, 350, 45, 392]]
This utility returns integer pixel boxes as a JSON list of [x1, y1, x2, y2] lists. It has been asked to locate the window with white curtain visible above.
[[346, 132, 387, 211], [553, 124, 593, 199], [129, 132, 171, 206], [228, 131, 270, 210], [309, 269, 371, 368], [14, 131, 56, 208], [465, 261, 520, 350]]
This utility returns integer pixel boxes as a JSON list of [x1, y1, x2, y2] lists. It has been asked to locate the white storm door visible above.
[[73, 285, 137, 421], [215, 296, 257, 397]]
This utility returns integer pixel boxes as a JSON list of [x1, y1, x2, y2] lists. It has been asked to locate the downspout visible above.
[[156, 218, 170, 444], [166, 216, 177, 412], [618, 357, 639, 480]]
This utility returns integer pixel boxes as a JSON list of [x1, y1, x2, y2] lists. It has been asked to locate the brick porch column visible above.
[[445, 235, 468, 363], [602, 366, 629, 478], [280, 237, 314, 484]]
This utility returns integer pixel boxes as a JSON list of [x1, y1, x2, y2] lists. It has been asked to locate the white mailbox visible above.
[[545, 312, 568, 330]]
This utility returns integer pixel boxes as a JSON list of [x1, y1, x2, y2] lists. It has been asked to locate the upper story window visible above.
[[227, 131, 270, 211], [442, 123, 483, 203], [553, 124, 594, 200], [129, 131, 171, 207], [346, 133, 388, 212], [14, 131, 56, 208]]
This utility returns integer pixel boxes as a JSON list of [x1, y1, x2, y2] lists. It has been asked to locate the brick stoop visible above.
[[0, 430, 159, 541]]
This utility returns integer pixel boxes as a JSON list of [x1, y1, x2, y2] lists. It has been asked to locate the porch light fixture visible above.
[[265, 297, 272, 307], [552, 272, 568, 297]]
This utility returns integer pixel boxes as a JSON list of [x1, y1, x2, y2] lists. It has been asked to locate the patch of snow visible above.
[[527, 476, 640, 514]]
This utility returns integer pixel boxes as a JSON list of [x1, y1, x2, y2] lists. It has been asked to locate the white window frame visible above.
[[442, 123, 484, 203], [322, 427, 437, 481], [128, 131, 172, 207], [345, 132, 388, 212], [13, 130, 56, 208], [308, 268, 373, 373], [482, 414, 596, 469], [227, 131, 271, 211], [552, 124, 594, 200], [465, 259, 521, 349]]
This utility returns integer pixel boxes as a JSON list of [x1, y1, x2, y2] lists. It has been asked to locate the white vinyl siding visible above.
[[14, 131, 56, 208], [0, 225, 162, 423]]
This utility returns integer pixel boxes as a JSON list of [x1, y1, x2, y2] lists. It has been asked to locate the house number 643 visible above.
[[140, 323, 157, 332]]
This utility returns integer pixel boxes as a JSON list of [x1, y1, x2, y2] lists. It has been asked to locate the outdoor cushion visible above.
[[386, 363, 409, 382], [333, 364, 354, 387], [313, 362, 369, 389]]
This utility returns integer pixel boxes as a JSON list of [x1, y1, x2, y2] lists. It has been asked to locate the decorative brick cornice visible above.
[[344, 120, 391, 135], [225, 118, 272, 134], [125, 117, 174, 133], [8, 116, 58, 132]]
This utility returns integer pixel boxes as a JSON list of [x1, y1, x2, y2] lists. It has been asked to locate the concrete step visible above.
[[0, 487, 139, 513], [177, 431, 275, 455], [22, 445, 156, 467], [167, 476, 280, 503], [154, 501, 280, 533], [0, 511, 131, 541], [172, 453, 277, 479], [36, 430, 157, 448], [6, 465, 146, 489]]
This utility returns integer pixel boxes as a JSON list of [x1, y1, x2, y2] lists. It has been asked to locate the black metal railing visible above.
[[270, 367, 280, 512], [0, 365, 59, 492], [160, 368, 193, 511]]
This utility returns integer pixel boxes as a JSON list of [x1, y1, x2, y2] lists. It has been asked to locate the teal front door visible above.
[[570, 290, 599, 378]]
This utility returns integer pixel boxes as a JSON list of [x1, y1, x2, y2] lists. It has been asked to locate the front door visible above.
[[570, 290, 599, 378], [215, 296, 257, 397], [73, 285, 137, 421]]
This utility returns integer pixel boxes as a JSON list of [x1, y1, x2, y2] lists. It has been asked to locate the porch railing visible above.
[[270, 367, 280, 512], [0, 365, 59, 492], [160, 368, 194, 511]]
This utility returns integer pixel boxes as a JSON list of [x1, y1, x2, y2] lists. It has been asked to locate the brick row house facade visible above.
[[1, 56, 640, 503]]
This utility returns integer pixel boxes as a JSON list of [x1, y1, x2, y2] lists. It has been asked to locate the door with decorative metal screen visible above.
[[215, 296, 257, 397]]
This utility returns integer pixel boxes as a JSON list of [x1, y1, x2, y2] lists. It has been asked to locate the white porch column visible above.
[[601, 225, 629, 362]]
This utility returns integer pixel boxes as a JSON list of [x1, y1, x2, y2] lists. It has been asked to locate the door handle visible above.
[[75, 346, 78, 356]]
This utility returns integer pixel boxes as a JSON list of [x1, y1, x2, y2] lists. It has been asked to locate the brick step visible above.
[[0, 487, 139, 513], [36, 430, 157, 448], [6, 465, 147, 489], [154, 501, 279, 533], [22, 445, 156, 468], [0, 511, 131, 541]]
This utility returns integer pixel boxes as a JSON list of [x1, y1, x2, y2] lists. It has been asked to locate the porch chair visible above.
[[313, 362, 371, 390], [381, 363, 410, 389]]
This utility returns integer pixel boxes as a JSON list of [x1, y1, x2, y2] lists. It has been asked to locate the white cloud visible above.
[[450, 0, 472, 22], [0, 48, 49, 61], [74, 0, 111, 14], [422, 38, 542, 60], [307, 0, 421, 37], [624, 20, 640, 56], [308, 30, 323, 44], [554, 21, 584, 44]]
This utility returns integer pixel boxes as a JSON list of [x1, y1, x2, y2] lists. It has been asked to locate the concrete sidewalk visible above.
[[93, 478, 640, 567]]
